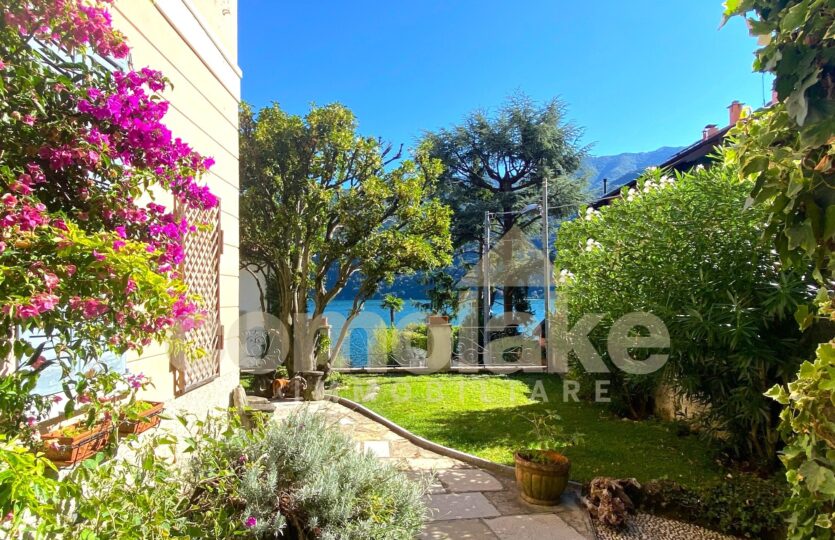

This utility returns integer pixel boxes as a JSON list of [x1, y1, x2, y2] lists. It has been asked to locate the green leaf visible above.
[[781, 1, 810, 33], [765, 384, 790, 405], [795, 304, 813, 330], [824, 204, 835, 241], [799, 460, 835, 495]]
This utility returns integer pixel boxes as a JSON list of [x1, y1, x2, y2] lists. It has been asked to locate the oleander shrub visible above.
[[556, 165, 822, 464]]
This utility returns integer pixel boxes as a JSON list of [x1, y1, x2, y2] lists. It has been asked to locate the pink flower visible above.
[[53, 218, 68, 231], [65, 264, 77, 277], [115, 225, 127, 238], [0, 242, 5, 254], [43, 272, 60, 290], [92, 250, 106, 261], [127, 373, 145, 390], [31, 356, 46, 369], [17, 304, 39, 319], [77, 394, 92, 404], [0, 60, 5, 71], [9, 179, 32, 195], [26, 416, 36, 427], [25, 163, 45, 184], [125, 278, 137, 294], [31, 293, 60, 313], [1, 193, 17, 207], [52, 395, 62, 404], [22, 115, 35, 126], [244, 516, 257, 528], [82, 299, 108, 319], [179, 317, 197, 332], [112, 239, 125, 251]]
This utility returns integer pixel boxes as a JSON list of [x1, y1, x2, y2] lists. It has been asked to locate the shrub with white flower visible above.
[[555, 163, 817, 466]]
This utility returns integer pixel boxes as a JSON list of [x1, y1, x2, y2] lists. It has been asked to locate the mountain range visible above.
[[581, 145, 684, 196]]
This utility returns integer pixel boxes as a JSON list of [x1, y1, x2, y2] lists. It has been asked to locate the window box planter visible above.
[[42, 420, 112, 466], [118, 401, 164, 435]]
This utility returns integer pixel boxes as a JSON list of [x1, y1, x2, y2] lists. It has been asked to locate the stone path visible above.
[[272, 400, 594, 539]]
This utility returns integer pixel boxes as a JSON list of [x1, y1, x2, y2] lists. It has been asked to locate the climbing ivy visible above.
[[723, 1, 835, 538]]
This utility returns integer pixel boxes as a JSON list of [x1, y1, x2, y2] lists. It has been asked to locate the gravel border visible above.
[[592, 513, 739, 540]]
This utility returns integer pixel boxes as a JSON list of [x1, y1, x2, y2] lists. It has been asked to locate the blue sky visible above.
[[239, 1, 768, 157]]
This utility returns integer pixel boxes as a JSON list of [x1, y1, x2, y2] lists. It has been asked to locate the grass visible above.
[[334, 373, 725, 489]]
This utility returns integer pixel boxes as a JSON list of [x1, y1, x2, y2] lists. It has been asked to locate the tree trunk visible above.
[[328, 297, 364, 367], [501, 211, 514, 317]]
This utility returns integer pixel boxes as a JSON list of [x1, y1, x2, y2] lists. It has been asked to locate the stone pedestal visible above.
[[427, 315, 453, 373]]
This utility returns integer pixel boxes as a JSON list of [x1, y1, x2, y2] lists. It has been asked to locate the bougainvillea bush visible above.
[[0, 0, 217, 534], [555, 165, 820, 465]]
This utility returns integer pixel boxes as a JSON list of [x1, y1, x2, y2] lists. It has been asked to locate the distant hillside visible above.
[[581, 146, 684, 196]]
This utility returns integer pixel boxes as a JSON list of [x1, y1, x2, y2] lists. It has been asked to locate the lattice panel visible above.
[[172, 201, 222, 395]]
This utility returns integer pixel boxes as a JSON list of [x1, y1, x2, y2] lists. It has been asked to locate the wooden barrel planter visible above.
[[42, 420, 112, 466], [514, 450, 571, 505], [118, 401, 164, 435]]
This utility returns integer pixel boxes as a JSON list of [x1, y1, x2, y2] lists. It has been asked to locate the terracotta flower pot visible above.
[[514, 450, 571, 505], [118, 401, 164, 435], [42, 420, 112, 466]]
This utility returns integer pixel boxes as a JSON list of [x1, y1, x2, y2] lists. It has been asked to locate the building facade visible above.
[[111, 0, 241, 416]]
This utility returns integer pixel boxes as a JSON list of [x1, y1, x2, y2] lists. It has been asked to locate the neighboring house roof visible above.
[[592, 100, 744, 208]]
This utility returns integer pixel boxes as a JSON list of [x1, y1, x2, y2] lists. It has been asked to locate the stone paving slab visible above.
[[485, 514, 588, 540], [426, 493, 502, 521], [403, 471, 446, 494], [362, 440, 390, 457], [420, 518, 500, 539], [407, 457, 471, 471], [437, 468, 504, 492], [270, 400, 594, 539]]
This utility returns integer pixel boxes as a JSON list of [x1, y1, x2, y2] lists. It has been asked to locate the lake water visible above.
[[323, 298, 547, 367], [33, 297, 549, 392]]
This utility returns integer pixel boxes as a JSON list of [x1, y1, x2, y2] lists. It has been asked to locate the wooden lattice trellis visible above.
[[172, 201, 222, 395]]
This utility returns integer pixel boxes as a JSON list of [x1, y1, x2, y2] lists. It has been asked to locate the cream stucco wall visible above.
[[111, 0, 241, 417]]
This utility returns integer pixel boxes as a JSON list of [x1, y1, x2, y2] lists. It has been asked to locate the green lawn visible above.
[[334, 373, 724, 489]]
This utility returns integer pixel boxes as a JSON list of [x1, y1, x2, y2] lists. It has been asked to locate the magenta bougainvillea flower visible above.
[[0, 0, 219, 434]]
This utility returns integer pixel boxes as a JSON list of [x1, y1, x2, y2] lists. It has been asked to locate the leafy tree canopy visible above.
[[423, 94, 587, 256], [240, 103, 451, 372]]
